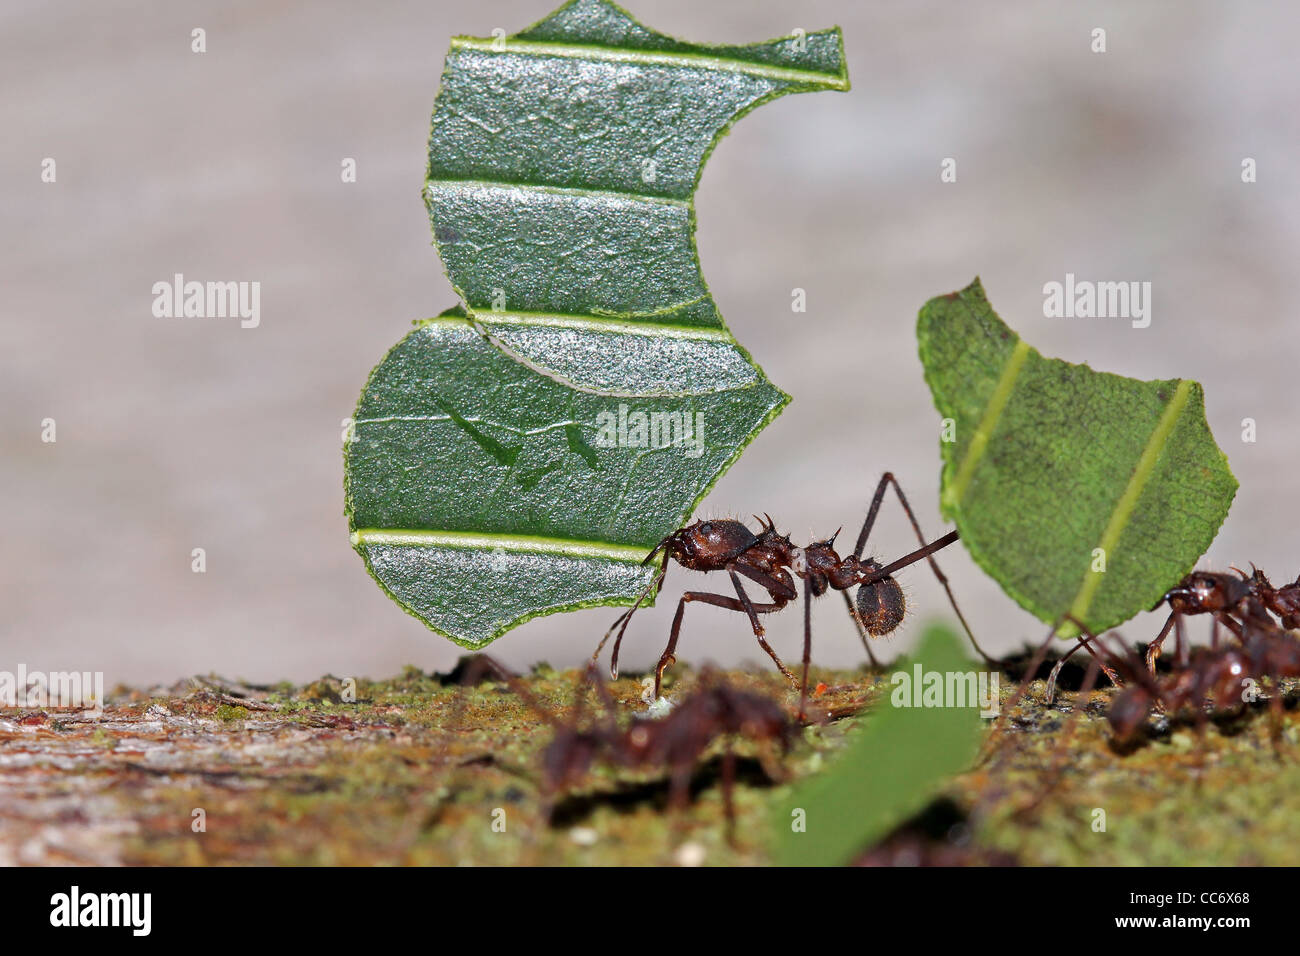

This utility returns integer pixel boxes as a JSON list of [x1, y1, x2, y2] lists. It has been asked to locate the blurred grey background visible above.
[[4, 0, 1297, 686]]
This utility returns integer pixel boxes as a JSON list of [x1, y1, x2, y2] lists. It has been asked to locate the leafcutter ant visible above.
[[445, 656, 798, 842], [1015, 589, 1300, 748], [1041, 565, 1300, 703], [590, 473, 995, 716], [1100, 622, 1300, 744]]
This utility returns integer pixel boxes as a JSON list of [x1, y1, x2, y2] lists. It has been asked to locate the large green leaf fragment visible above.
[[346, 1, 849, 647], [917, 278, 1238, 636], [347, 311, 787, 646], [770, 625, 983, 866]]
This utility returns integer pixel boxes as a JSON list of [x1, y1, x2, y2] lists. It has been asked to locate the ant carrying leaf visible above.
[[590, 472, 995, 718]]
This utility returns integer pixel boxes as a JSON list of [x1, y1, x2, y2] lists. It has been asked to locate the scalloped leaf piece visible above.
[[345, 1, 849, 647], [917, 278, 1238, 637]]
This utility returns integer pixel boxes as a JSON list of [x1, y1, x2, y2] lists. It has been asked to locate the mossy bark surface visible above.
[[2, 664, 1295, 865]]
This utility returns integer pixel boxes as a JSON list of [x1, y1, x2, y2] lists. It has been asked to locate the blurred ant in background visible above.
[[590, 473, 996, 716], [444, 657, 798, 842]]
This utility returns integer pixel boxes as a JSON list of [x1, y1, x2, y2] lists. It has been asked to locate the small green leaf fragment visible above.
[[771, 625, 983, 866]]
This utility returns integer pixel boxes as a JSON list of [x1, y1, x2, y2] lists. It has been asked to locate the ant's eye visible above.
[[700, 522, 713, 535]]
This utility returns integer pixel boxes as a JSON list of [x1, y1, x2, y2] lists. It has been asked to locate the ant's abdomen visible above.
[[855, 577, 906, 636]]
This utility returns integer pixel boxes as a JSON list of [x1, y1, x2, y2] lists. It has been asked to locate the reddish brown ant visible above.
[[1061, 632, 1248, 743], [590, 473, 994, 716], [1042, 564, 1300, 702], [1027, 598, 1300, 747], [445, 656, 798, 842], [1102, 622, 1300, 743]]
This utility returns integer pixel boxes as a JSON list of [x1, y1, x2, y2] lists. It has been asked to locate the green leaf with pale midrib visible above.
[[917, 278, 1238, 636], [344, 0, 848, 647]]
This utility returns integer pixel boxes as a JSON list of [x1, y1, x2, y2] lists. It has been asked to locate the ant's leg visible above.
[[849, 474, 926, 661], [1045, 618, 1123, 704], [595, 551, 671, 679], [982, 617, 1078, 764], [656, 595, 692, 700], [668, 762, 693, 815], [1217, 613, 1246, 641], [729, 564, 806, 678], [1004, 626, 1060, 714], [725, 570, 798, 688], [1175, 614, 1189, 667], [662, 760, 696, 851], [754, 737, 786, 784], [1078, 639, 1122, 691], [1144, 611, 1178, 673], [725, 567, 792, 636], [721, 743, 737, 845], [1015, 655, 1102, 820], [799, 573, 814, 720], [851, 472, 996, 666], [842, 591, 882, 668], [1044, 640, 1086, 705], [1059, 615, 1125, 686], [729, 562, 798, 602], [582, 661, 624, 732], [655, 590, 793, 699], [852, 476, 894, 564]]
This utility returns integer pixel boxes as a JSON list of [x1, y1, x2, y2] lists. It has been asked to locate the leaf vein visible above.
[[450, 37, 850, 90], [352, 529, 651, 562], [1063, 379, 1195, 630]]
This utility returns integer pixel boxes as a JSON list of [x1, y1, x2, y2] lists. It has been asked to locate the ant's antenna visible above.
[[591, 546, 671, 677]]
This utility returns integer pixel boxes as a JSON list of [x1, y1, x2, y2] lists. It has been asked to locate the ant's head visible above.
[[651, 518, 757, 570], [1161, 571, 1251, 614], [1107, 686, 1154, 742], [540, 728, 607, 795]]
